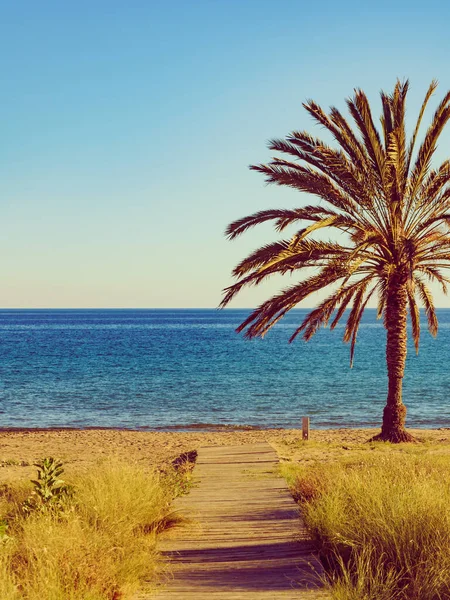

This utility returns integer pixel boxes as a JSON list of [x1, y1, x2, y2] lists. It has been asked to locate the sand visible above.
[[1, 426, 449, 484]]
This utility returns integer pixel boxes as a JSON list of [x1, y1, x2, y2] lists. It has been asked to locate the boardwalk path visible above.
[[153, 443, 328, 599]]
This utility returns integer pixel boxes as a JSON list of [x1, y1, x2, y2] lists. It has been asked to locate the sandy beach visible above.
[[1, 426, 449, 484]]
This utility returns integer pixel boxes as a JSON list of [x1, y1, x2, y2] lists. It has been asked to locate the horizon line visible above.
[[1, 306, 450, 310]]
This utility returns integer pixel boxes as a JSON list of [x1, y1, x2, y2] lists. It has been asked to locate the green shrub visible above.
[[21, 457, 74, 516]]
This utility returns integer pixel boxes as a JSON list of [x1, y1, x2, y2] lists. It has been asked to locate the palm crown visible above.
[[221, 80, 450, 442]]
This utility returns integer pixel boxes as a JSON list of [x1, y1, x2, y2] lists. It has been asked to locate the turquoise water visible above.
[[0, 309, 448, 430]]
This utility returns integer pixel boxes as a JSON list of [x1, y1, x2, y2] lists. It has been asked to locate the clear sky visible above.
[[2, 0, 450, 308]]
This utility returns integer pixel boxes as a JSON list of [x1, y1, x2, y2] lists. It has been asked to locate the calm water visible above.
[[0, 309, 448, 430]]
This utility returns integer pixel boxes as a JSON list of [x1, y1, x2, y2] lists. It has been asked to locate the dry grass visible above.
[[0, 458, 184, 599], [280, 438, 450, 600]]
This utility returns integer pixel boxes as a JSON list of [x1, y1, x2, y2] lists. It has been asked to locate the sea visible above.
[[0, 308, 448, 431]]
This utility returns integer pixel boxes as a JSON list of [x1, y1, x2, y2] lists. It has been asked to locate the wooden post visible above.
[[302, 417, 310, 440]]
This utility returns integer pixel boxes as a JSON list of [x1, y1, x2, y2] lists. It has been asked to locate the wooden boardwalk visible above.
[[152, 443, 328, 599]]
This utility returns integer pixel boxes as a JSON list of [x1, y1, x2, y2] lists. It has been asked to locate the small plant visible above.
[[167, 450, 197, 498], [22, 457, 74, 515]]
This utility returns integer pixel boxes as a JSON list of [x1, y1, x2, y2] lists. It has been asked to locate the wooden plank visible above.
[[147, 443, 328, 599]]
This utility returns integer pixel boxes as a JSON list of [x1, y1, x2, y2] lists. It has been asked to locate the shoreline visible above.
[[1, 424, 449, 434]]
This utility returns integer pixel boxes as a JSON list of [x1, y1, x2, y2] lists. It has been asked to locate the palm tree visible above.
[[221, 80, 450, 443]]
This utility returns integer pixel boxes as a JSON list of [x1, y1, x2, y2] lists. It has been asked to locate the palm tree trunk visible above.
[[372, 272, 416, 443]]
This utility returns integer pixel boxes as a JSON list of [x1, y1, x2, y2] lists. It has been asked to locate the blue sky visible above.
[[2, 0, 450, 307]]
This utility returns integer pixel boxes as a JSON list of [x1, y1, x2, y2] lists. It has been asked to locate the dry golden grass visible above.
[[0, 458, 183, 600], [280, 438, 450, 600]]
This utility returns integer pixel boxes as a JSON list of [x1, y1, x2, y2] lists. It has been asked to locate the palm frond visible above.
[[347, 90, 386, 185], [235, 262, 349, 338], [408, 92, 450, 199], [348, 286, 377, 367], [416, 265, 450, 294], [343, 281, 376, 367], [391, 80, 408, 195], [249, 162, 358, 215], [225, 207, 339, 240], [231, 238, 344, 278], [330, 287, 358, 329], [289, 275, 373, 342], [414, 276, 438, 336], [329, 106, 373, 177], [387, 127, 407, 215], [376, 276, 388, 319], [273, 133, 372, 205], [407, 282, 420, 353], [380, 91, 394, 150], [405, 79, 438, 174], [302, 101, 366, 169]]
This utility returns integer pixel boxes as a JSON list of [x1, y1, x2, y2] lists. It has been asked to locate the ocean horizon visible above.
[[0, 308, 449, 431]]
